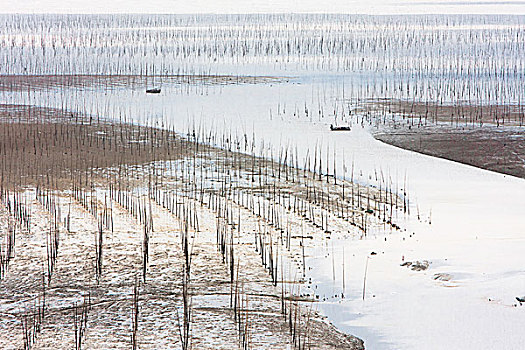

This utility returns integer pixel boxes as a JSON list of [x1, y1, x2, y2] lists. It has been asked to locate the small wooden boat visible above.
[[330, 124, 351, 131], [146, 88, 161, 94]]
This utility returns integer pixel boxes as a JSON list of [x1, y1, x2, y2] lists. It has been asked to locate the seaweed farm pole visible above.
[[131, 278, 139, 350], [142, 222, 149, 283], [342, 247, 346, 297], [362, 256, 369, 301], [95, 220, 103, 283]]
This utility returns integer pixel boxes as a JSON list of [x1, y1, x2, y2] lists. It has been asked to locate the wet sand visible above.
[[369, 100, 525, 179], [0, 103, 365, 349], [0, 75, 288, 92]]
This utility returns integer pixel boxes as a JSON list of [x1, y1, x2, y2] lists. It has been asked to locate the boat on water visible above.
[[146, 88, 161, 94], [330, 124, 351, 131]]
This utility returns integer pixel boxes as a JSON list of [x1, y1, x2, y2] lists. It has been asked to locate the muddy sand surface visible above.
[[0, 104, 370, 349], [375, 125, 525, 179], [0, 75, 287, 92], [368, 100, 525, 179]]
